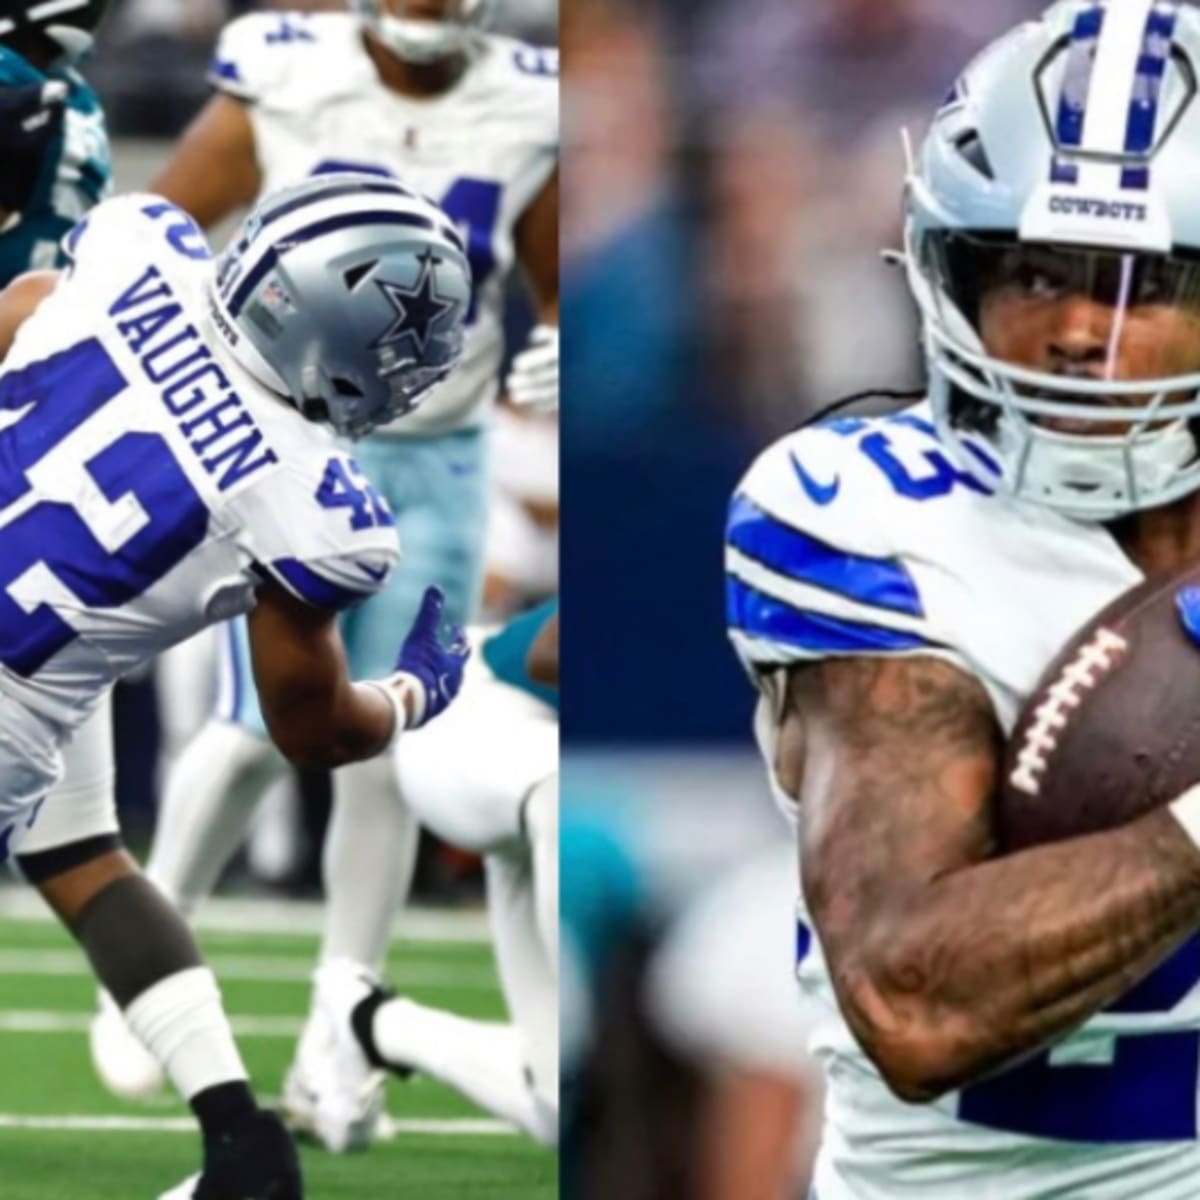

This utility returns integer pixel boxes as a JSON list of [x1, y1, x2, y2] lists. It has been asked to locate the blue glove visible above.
[[0, 80, 66, 215], [393, 585, 470, 727], [1178, 587, 1200, 645]]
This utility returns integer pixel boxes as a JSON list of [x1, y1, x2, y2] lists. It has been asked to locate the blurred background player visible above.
[[0, 0, 110, 281], [89, 0, 559, 1151], [318, 600, 558, 1147], [644, 842, 823, 1200]]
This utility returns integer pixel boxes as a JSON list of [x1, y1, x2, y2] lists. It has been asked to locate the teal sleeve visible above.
[[0, 50, 110, 285], [481, 599, 558, 710]]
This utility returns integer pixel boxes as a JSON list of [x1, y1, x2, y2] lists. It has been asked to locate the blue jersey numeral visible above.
[[0, 340, 208, 676], [513, 46, 558, 77], [308, 161, 503, 327], [819, 413, 998, 503], [316, 457, 394, 531], [141, 201, 211, 262], [959, 935, 1200, 1141], [439, 178, 502, 324]]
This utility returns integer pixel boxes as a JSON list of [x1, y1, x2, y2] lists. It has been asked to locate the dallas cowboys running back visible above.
[[102, 0, 559, 1148], [727, 2, 1200, 1197], [0, 173, 472, 1199]]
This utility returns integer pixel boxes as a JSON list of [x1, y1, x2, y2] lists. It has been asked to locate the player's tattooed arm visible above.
[[0, 269, 56, 359], [150, 95, 261, 231], [790, 655, 1200, 1102], [514, 167, 558, 323]]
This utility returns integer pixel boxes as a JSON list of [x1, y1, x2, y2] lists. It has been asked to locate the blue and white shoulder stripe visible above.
[[725, 431, 945, 665]]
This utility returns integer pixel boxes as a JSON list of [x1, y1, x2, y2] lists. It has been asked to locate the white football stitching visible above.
[[1009, 626, 1128, 797]]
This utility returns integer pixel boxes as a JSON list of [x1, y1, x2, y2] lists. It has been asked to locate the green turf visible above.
[[0, 912, 557, 1198]]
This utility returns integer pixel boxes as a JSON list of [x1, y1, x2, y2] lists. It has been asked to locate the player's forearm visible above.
[[272, 681, 402, 769], [812, 806, 1200, 1101]]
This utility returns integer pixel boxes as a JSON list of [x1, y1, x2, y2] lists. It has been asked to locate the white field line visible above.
[[0, 1113, 517, 1138], [0, 890, 490, 943], [0, 949, 496, 991], [0, 1010, 303, 1037]]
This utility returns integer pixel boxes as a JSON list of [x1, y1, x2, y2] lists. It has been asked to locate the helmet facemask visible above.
[[350, 0, 489, 64], [908, 205, 1200, 519]]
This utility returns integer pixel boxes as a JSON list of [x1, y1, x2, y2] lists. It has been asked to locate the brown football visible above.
[[999, 561, 1200, 852]]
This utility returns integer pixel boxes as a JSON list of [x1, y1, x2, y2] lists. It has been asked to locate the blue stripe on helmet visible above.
[[725, 576, 933, 655], [227, 209, 441, 317], [726, 494, 924, 618], [261, 178, 467, 256], [260, 179, 416, 230], [1051, 4, 1107, 184], [268, 558, 370, 612], [1120, 2, 1178, 189]]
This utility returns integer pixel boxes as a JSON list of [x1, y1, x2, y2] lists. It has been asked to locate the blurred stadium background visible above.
[[560, 2, 1050, 1197], [0, 2, 558, 1196]]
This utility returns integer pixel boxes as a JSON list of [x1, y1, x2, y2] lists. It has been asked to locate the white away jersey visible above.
[[726, 405, 1200, 1199], [210, 11, 558, 436], [0, 194, 398, 735]]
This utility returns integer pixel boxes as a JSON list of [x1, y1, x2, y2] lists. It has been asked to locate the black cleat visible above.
[[158, 1111, 303, 1200]]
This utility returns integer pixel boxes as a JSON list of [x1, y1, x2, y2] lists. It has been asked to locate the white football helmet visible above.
[[350, 0, 491, 64], [906, 0, 1200, 519]]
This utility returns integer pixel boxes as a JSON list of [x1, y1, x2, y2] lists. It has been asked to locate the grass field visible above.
[[0, 892, 557, 1199]]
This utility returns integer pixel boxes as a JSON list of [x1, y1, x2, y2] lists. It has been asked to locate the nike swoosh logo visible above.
[[356, 561, 389, 583], [448, 462, 477, 477], [789, 452, 840, 505]]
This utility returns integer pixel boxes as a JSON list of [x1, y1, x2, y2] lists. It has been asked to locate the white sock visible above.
[[146, 720, 283, 917], [123, 967, 248, 1101], [372, 997, 554, 1142], [485, 853, 559, 1139], [320, 755, 419, 970]]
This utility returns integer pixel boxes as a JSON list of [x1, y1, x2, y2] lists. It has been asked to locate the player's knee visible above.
[[18, 833, 126, 888]]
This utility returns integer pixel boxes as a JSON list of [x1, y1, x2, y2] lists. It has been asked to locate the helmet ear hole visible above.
[[331, 377, 365, 398], [343, 261, 378, 291], [953, 130, 994, 181]]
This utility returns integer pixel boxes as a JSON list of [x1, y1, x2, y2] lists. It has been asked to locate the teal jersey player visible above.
[[481, 599, 558, 711], [0, 43, 110, 282]]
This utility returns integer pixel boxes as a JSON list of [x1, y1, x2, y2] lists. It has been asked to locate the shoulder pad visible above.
[[61, 194, 209, 267], [475, 34, 559, 148], [208, 11, 325, 103], [726, 423, 937, 669]]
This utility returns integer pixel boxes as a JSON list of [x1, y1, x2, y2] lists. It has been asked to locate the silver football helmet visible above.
[[907, 0, 1200, 519], [209, 173, 471, 439], [350, 0, 491, 64]]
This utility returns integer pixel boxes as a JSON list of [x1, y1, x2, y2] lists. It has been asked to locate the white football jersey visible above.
[[0, 194, 399, 741], [210, 11, 558, 437], [727, 404, 1200, 1199]]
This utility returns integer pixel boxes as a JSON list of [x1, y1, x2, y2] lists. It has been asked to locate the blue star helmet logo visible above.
[[372, 249, 458, 355]]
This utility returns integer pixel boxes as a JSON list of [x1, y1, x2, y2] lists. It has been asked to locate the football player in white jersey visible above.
[[90, 0, 559, 1147], [726, 2, 1200, 1197], [0, 173, 473, 1199]]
